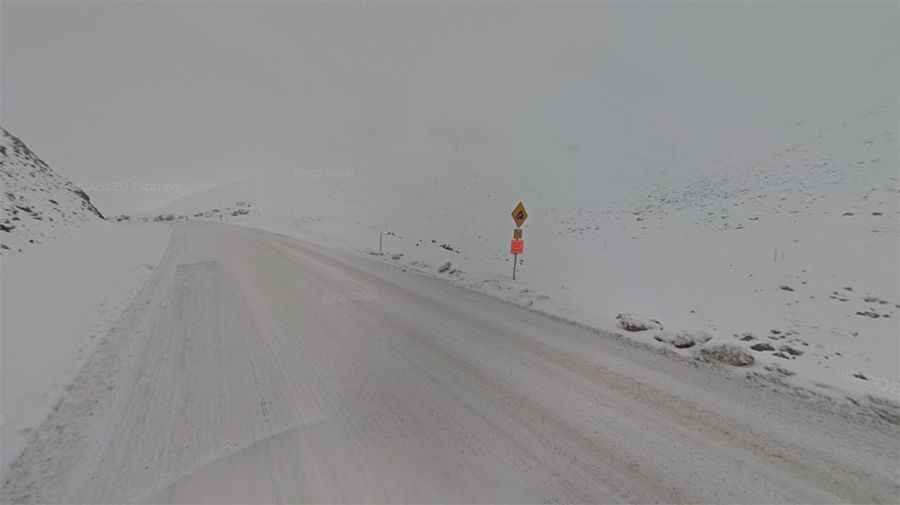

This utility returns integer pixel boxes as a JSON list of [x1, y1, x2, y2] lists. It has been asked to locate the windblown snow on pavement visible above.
[[2, 223, 897, 504]]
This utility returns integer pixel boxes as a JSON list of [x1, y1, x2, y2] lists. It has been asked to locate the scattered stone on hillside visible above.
[[438, 261, 452, 273], [830, 291, 851, 302], [700, 344, 755, 367], [764, 364, 795, 377], [856, 310, 881, 318], [868, 395, 900, 408], [779, 345, 803, 356], [671, 333, 695, 348], [736, 332, 757, 341], [866, 396, 900, 426], [863, 295, 890, 305], [691, 330, 714, 344], [654, 331, 696, 348], [750, 342, 775, 352], [616, 313, 663, 332], [870, 406, 900, 425]]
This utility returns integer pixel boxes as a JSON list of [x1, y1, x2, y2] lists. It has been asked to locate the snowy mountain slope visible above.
[[1, 127, 104, 254]]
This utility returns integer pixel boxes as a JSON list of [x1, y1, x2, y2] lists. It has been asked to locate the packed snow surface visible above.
[[2, 223, 896, 503]]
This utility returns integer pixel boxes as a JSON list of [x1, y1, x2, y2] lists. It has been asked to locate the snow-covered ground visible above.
[[0, 220, 171, 467], [5, 222, 898, 504], [151, 99, 898, 410], [0, 127, 172, 466]]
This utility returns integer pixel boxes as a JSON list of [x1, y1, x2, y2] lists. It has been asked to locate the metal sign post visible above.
[[510, 237, 524, 279], [510, 201, 527, 280]]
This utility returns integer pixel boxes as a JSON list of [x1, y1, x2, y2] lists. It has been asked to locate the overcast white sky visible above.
[[2, 1, 896, 214]]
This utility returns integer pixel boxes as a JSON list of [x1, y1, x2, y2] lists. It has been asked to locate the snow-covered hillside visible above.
[[1, 128, 104, 254]]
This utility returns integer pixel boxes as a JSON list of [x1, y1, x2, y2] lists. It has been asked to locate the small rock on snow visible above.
[[778, 345, 804, 356], [616, 313, 663, 332], [655, 331, 694, 348], [700, 344, 755, 367], [764, 365, 795, 377]]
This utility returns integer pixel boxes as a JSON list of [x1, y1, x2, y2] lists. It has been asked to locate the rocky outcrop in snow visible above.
[[1, 127, 103, 254]]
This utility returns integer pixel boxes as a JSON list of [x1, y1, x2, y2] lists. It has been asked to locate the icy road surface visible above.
[[4, 222, 898, 504]]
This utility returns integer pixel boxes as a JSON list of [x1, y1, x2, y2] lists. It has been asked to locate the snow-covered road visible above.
[[4, 222, 898, 504]]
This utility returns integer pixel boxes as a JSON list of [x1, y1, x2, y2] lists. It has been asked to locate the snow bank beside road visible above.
[[1, 221, 170, 467]]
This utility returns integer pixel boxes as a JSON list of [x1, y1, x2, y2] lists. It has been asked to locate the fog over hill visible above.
[[3, 4, 896, 214]]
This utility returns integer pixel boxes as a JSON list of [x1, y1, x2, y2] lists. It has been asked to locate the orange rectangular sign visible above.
[[510, 239, 524, 255]]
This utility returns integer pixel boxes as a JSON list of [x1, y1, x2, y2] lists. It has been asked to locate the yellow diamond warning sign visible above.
[[511, 201, 528, 227]]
